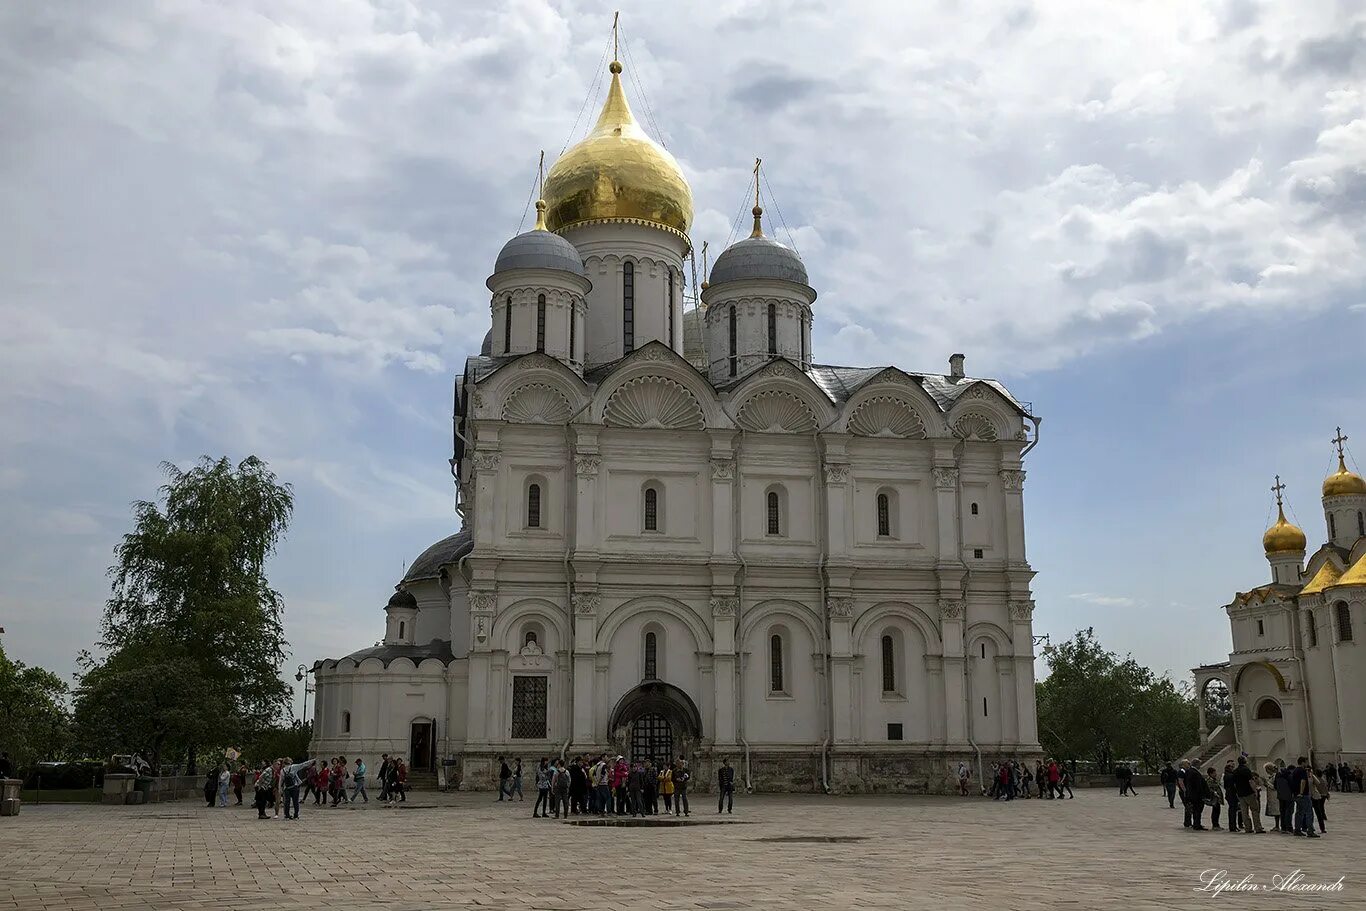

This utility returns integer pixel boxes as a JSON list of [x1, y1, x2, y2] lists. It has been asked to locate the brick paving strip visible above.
[[0, 789, 1362, 910]]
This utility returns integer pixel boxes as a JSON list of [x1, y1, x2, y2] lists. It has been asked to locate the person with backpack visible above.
[[533, 758, 552, 818], [253, 762, 275, 820], [551, 759, 571, 818], [280, 758, 316, 820], [382, 760, 401, 808]]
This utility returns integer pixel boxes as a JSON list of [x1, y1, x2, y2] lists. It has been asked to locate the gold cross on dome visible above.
[[1332, 426, 1349, 459], [1271, 475, 1286, 507]]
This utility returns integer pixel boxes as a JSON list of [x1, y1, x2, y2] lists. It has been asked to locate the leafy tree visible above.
[[240, 721, 312, 765], [1036, 627, 1198, 772], [75, 456, 294, 772], [0, 640, 71, 769]]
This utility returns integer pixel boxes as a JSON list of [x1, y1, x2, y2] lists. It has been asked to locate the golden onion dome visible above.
[[1263, 504, 1307, 555], [1323, 453, 1366, 497], [542, 60, 693, 243]]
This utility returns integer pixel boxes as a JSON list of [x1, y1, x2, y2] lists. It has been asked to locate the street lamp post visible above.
[[294, 664, 315, 725]]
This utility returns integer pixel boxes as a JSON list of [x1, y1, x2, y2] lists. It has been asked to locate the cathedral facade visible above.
[[1190, 435, 1366, 770], [310, 57, 1043, 793]]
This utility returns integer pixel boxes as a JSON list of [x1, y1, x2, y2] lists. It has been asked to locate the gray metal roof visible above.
[[387, 589, 418, 609], [492, 230, 586, 278], [480, 329, 493, 356], [319, 639, 455, 669], [403, 528, 473, 582], [709, 235, 810, 289]]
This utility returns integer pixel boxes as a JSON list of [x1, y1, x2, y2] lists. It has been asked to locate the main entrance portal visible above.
[[630, 712, 674, 767], [609, 681, 703, 764]]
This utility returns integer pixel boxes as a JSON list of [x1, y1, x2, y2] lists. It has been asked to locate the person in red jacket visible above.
[[1046, 760, 1061, 799], [611, 756, 630, 815]]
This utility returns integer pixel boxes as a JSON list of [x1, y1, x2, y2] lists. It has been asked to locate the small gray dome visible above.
[[710, 235, 809, 288], [493, 230, 586, 278], [387, 589, 418, 609], [480, 329, 493, 356]]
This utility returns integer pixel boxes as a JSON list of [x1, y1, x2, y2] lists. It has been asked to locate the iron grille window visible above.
[[728, 305, 737, 377], [887, 723, 903, 741], [511, 675, 547, 739], [769, 634, 784, 692], [767, 490, 780, 535], [877, 494, 890, 536], [644, 487, 658, 531], [767, 303, 777, 354], [644, 631, 657, 679], [527, 483, 542, 528], [1338, 602, 1354, 642], [504, 296, 512, 353], [536, 294, 546, 352], [881, 634, 896, 693], [623, 261, 635, 353]]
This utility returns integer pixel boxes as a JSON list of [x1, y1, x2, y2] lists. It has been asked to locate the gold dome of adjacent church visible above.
[[1263, 504, 1307, 555], [1323, 454, 1366, 497], [542, 60, 693, 241]]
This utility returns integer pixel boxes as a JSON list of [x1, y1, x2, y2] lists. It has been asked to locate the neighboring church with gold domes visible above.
[[1191, 428, 1366, 771], [310, 42, 1043, 793]]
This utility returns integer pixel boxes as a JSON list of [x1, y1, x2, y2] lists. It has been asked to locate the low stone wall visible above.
[[103, 773, 207, 805], [1, 779, 20, 817]]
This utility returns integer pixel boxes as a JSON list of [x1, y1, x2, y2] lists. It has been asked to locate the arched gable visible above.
[[591, 343, 728, 430], [947, 386, 1024, 443], [727, 361, 834, 433], [852, 601, 942, 651], [472, 353, 589, 424], [739, 599, 824, 646], [597, 595, 713, 653], [1233, 660, 1288, 694], [492, 598, 572, 653], [965, 621, 1013, 651], [840, 372, 943, 439]]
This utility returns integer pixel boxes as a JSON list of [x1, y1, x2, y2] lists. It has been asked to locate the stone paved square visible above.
[[1, 787, 1362, 910]]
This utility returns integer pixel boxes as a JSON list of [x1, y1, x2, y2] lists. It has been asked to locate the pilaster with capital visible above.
[[571, 590, 599, 744], [465, 589, 497, 744], [709, 433, 737, 560], [938, 597, 968, 745], [826, 594, 856, 742], [1000, 467, 1027, 564], [573, 426, 601, 557], [711, 593, 738, 744], [932, 441, 961, 563], [472, 444, 501, 545]]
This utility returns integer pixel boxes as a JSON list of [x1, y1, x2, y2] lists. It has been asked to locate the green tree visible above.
[[0, 639, 71, 769], [75, 456, 294, 772], [1134, 676, 1200, 772]]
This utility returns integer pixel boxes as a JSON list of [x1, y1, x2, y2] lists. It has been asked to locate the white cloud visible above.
[[1069, 592, 1143, 608]]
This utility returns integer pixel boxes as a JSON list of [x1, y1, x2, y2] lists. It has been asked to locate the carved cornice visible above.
[[999, 469, 1026, 493], [472, 451, 500, 472], [710, 597, 738, 617], [938, 599, 965, 620], [711, 459, 735, 481], [823, 463, 850, 484], [932, 467, 959, 490], [468, 591, 497, 614], [827, 597, 855, 619], [1009, 600, 1035, 621], [575, 454, 601, 478], [572, 592, 600, 615]]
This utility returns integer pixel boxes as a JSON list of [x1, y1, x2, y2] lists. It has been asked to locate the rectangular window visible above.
[[1306, 611, 1317, 647], [622, 262, 635, 354], [728, 306, 737, 377], [536, 295, 546, 353], [881, 635, 896, 693], [769, 635, 785, 692], [668, 269, 675, 347], [527, 483, 542, 529], [973, 548, 984, 559], [511, 675, 547, 739], [1338, 602, 1354, 642], [504, 296, 512, 353], [767, 303, 777, 355], [569, 307, 576, 362], [887, 723, 903, 741], [1257, 619, 1264, 636]]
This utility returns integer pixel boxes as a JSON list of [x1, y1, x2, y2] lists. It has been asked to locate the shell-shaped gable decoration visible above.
[[604, 376, 705, 430], [952, 412, 999, 441], [502, 384, 574, 424], [847, 396, 927, 439], [737, 390, 817, 433]]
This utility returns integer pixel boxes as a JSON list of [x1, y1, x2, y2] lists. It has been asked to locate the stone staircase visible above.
[[1182, 725, 1237, 769]]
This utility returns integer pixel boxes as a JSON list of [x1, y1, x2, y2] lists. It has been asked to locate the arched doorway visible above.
[[608, 681, 703, 766], [410, 719, 435, 771]]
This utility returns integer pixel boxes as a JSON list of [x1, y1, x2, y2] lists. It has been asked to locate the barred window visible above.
[[527, 483, 541, 528], [623, 261, 635, 353], [644, 631, 657, 680], [1337, 602, 1354, 642], [536, 294, 546, 352], [644, 487, 658, 531], [769, 634, 784, 692], [511, 676, 547, 739], [504, 295, 512, 353], [881, 634, 896, 693], [728, 305, 737, 377], [767, 490, 781, 535], [877, 493, 890, 537], [767, 303, 777, 355]]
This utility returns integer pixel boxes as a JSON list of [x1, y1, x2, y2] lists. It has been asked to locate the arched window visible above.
[[800, 314, 807, 364], [504, 295, 513, 353], [881, 634, 896, 693], [1330, 513, 1337, 539], [644, 486, 659, 532], [622, 261, 635, 353], [569, 305, 576, 361], [769, 633, 785, 692], [877, 493, 891, 537], [1358, 510, 1364, 537], [728, 305, 738, 377], [668, 269, 675, 347], [398, 620, 405, 640], [970, 502, 979, 515], [524, 629, 538, 648], [527, 483, 542, 528], [1337, 601, 1354, 642], [343, 710, 351, 734], [767, 303, 777, 355], [766, 489, 781, 535], [1254, 699, 1283, 720], [644, 631, 657, 680], [536, 294, 546, 352], [1306, 610, 1318, 647]]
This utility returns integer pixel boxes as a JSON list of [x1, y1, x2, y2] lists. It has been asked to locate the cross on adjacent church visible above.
[[1271, 475, 1286, 507], [1333, 427, 1349, 459]]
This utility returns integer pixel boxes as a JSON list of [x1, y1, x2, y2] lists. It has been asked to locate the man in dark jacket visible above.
[[568, 758, 588, 815], [1160, 762, 1178, 808], [1273, 764, 1295, 831], [1221, 760, 1241, 832], [673, 759, 691, 816], [1231, 756, 1265, 833], [497, 756, 512, 801], [1183, 761, 1209, 829], [717, 758, 736, 813], [627, 761, 647, 817]]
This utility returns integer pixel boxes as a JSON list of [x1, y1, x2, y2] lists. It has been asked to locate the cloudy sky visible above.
[[2, 0, 1364, 716]]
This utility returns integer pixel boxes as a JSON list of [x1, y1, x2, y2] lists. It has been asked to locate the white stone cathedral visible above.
[[1190, 433, 1366, 770], [310, 55, 1043, 792]]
